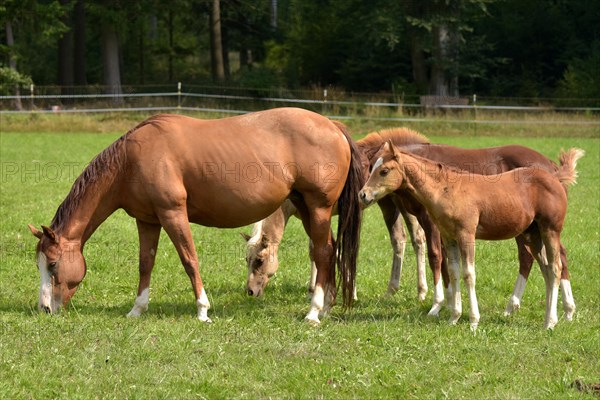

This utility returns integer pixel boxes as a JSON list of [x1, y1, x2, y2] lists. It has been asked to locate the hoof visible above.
[[564, 305, 575, 322], [417, 291, 427, 303], [544, 319, 557, 330], [305, 316, 321, 326], [427, 303, 443, 317], [504, 299, 520, 316], [198, 316, 213, 324]]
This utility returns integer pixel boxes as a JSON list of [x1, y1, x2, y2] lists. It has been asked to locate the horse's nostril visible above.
[[41, 305, 51, 314], [359, 191, 366, 199], [247, 289, 254, 296]]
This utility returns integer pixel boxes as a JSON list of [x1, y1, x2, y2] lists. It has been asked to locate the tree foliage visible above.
[[0, 0, 598, 100]]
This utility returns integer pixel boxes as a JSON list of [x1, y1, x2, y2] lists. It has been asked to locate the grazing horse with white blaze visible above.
[[28, 108, 364, 324], [359, 142, 583, 329]]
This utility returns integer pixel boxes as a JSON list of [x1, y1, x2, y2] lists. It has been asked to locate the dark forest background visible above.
[[1, 0, 599, 102]]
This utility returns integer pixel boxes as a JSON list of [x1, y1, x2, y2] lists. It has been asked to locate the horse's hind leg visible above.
[[377, 196, 407, 297], [527, 229, 562, 329], [558, 243, 575, 321], [127, 220, 161, 317], [297, 205, 336, 325], [504, 235, 533, 316], [159, 208, 211, 323], [540, 230, 562, 329]]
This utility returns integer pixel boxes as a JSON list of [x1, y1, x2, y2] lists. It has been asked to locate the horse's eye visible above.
[[48, 262, 57, 270], [380, 168, 390, 177], [254, 258, 264, 267]]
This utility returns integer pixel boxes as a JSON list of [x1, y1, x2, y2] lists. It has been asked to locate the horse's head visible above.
[[28, 224, 86, 313], [242, 232, 279, 297], [359, 141, 405, 207]]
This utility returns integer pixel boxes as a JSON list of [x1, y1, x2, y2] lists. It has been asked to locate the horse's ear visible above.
[[260, 234, 269, 247], [240, 232, 252, 242], [41, 225, 58, 243], [28, 224, 43, 239], [387, 140, 401, 161]]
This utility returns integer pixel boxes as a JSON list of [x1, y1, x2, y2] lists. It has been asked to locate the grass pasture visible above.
[[1, 114, 599, 399]]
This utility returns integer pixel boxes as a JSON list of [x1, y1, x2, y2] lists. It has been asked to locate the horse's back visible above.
[[120, 109, 351, 227]]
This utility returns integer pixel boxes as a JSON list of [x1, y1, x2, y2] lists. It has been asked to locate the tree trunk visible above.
[[210, 0, 225, 81], [430, 23, 450, 96], [408, 28, 428, 94], [58, 0, 74, 100], [5, 20, 22, 110], [168, 9, 174, 83], [101, 22, 122, 102], [73, 0, 87, 85]]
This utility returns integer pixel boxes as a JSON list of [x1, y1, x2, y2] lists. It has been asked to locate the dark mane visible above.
[[358, 127, 430, 162], [50, 119, 153, 231]]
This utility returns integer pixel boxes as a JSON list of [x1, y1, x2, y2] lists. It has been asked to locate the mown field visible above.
[[1, 112, 598, 399]]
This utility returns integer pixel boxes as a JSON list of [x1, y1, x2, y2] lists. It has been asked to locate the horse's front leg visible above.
[[422, 217, 445, 317], [160, 208, 212, 323], [378, 197, 407, 297], [403, 213, 428, 301], [459, 237, 479, 331], [127, 220, 161, 317], [445, 239, 462, 326]]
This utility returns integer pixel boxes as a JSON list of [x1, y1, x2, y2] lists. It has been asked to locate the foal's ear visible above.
[[240, 232, 252, 242], [28, 224, 43, 239], [387, 140, 400, 160], [260, 234, 269, 247], [41, 225, 59, 243]]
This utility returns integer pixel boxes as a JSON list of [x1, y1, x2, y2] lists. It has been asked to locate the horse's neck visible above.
[[53, 178, 121, 245], [401, 154, 455, 208]]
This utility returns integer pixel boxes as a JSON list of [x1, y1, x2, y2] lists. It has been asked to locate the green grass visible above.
[[1, 116, 599, 399]]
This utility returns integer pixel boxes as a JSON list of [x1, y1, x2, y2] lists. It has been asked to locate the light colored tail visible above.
[[556, 148, 585, 188]]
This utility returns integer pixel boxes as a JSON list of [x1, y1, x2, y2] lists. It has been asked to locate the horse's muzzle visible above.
[[359, 189, 375, 207]]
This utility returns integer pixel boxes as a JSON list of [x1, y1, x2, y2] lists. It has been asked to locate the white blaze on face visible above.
[[372, 157, 384, 176], [37, 252, 54, 311], [248, 220, 264, 246]]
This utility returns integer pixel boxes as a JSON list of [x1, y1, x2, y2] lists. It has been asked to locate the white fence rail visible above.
[[1, 84, 599, 126]]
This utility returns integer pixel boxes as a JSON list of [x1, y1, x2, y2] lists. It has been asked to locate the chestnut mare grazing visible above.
[[28, 108, 364, 325], [244, 128, 430, 301], [359, 142, 583, 329]]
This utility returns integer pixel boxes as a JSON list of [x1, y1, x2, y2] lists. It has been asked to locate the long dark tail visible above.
[[333, 121, 365, 307], [556, 148, 585, 190]]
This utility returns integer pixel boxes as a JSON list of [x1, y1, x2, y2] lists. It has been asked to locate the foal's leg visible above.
[[458, 237, 479, 331], [377, 197, 407, 296], [422, 218, 446, 317], [558, 244, 576, 321], [445, 240, 462, 325], [127, 220, 161, 317], [401, 211, 428, 301], [504, 235, 533, 316], [527, 230, 562, 329], [159, 208, 211, 323], [540, 231, 563, 329]]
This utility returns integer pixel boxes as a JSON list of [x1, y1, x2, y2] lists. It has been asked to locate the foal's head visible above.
[[242, 232, 279, 297], [28, 225, 86, 313], [359, 141, 405, 207]]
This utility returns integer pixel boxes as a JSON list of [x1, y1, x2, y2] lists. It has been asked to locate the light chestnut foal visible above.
[[359, 142, 583, 329]]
